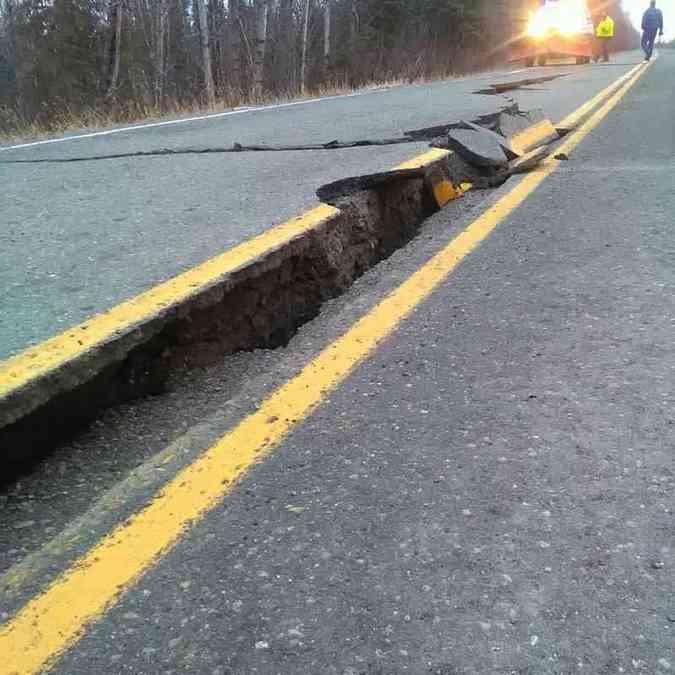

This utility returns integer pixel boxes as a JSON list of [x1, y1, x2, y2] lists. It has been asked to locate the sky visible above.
[[622, 0, 674, 39]]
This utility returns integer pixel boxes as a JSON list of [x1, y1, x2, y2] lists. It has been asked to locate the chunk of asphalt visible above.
[[497, 108, 546, 138], [430, 136, 450, 150], [404, 103, 521, 142], [316, 168, 425, 203], [473, 103, 521, 131], [497, 108, 560, 153], [507, 146, 550, 175], [458, 120, 520, 160], [446, 128, 509, 169]]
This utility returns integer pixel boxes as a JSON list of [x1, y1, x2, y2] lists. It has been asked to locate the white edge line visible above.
[[0, 89, 385, 153]]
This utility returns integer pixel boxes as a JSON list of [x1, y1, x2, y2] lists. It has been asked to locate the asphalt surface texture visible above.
[[2, 51, 674, 673], [0, 55, 644, 360]]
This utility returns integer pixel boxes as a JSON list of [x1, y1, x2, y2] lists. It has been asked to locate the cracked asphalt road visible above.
[[1, 52, 674, 674], [0, 56, 644, 359]]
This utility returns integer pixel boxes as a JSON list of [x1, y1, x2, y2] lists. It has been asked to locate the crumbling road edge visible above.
[[0, 149, 460, 466]]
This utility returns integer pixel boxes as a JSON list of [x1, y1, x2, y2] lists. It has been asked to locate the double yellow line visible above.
[[0, 60, 650, 675]]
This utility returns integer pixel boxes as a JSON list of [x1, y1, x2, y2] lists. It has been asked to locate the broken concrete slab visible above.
[[429, 136, 451, 150], [459, 120, 520, 160], [446, 128, 510, 169], [472, 103, 521, 132], [316, 155, 473, 210], [501, 108, 558, 139], [497, 107, 546, 138], [415, 104, 554, 161], [497, 108, 559, 154], [507, 145, 550, 174], [512, 119, 559, 154], [404, 103, 521, 142]]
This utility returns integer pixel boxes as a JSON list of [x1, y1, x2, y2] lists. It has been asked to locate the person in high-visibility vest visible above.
[[595, 14, 615, 62]]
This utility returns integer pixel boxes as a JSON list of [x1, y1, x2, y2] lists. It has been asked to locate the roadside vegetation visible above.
[[0, 0, 638, 140]]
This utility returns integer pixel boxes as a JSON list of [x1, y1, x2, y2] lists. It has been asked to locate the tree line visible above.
[[0, 0, 637, 134]]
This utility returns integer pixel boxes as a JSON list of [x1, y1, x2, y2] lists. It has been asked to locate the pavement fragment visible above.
[[507, 146, 550, 175], [446, 128, 510, 169], [405, 103, 520, 142], [498, 109, 560, 154], [458, 120, 520, 159], [497, 107, 547, 138]]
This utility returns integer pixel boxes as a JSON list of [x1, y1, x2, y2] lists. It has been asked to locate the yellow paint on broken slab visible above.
[[394, 147, 450, 170], [430, 177, 472, 208], [510, 118, 559, 154], [397, 147, 472, 208]]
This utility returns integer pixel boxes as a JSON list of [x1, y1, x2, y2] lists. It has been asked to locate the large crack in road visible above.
[[0, 104, 528, 165]]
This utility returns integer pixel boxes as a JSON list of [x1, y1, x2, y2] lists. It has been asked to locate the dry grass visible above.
[[0, 74, 457, 145]]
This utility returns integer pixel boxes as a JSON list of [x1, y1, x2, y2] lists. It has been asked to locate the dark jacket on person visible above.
[[642, 7, 664, 33]]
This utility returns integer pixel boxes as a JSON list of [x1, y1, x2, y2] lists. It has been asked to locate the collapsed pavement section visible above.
[[0, 105, 569, 472]]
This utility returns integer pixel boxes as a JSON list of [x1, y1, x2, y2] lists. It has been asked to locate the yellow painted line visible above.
[[0, 61, 650, 675], [395, 147, 450, 170], [510, 61, 644, 154], [0, 204, 339, 403], [558, 61, 644, 129], [511, 118, 558, 154]]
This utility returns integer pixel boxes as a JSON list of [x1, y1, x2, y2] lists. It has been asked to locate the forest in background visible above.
[[0, 0, 639, 136]]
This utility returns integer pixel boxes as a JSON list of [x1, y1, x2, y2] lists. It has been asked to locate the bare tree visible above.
[[196, 0, 216, 108], [253, 0, 269, 97], [323, 0, 330, 78], [300, 0, 311, 94], [276, 0, 296, 93], [106, 0, 123, 98], [153, 1, 168, 106], [350, 0, 359, 48], [131, 0, 170, 107]]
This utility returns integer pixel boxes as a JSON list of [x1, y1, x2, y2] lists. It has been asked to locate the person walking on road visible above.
[[595, 13, 615, 62], [642, 1, 664, 60]]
